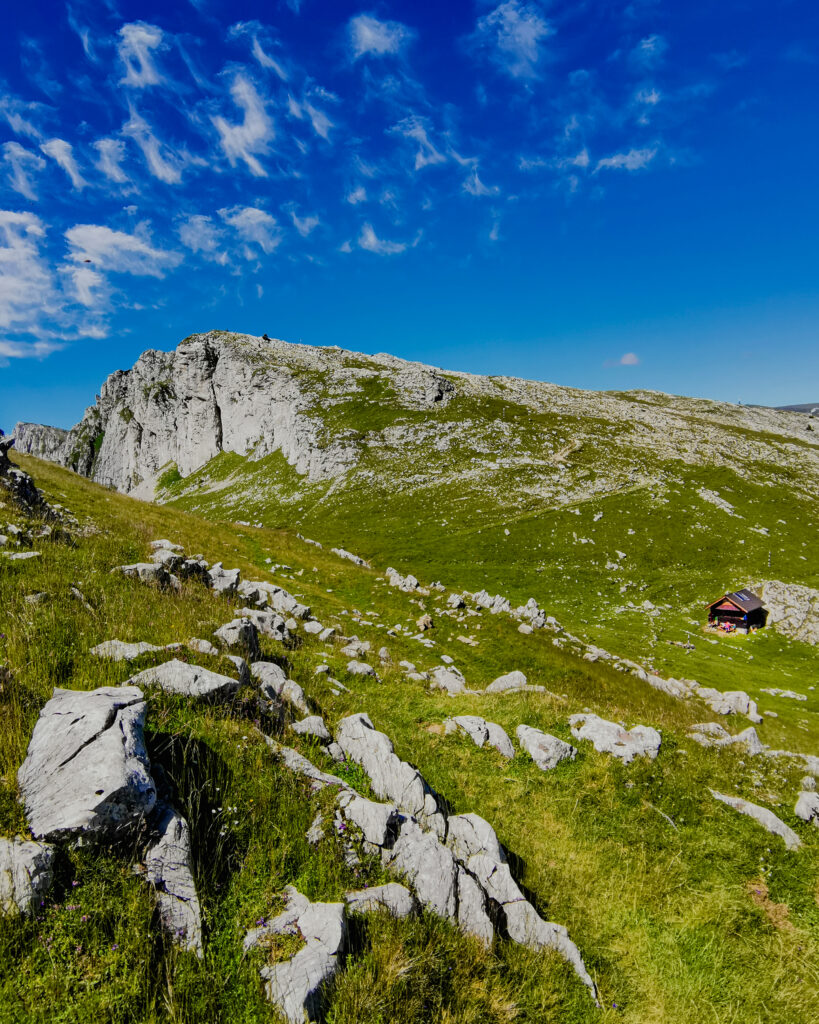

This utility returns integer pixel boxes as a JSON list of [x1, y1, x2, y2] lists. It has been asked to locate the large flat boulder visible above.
[[710, 790, 801, 850], [130, 659, 239, 701], [18, 686, 156, 841], [517, 725, 577, 771]]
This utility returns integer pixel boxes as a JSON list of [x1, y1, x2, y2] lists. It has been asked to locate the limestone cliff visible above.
[[12, 331, 455, 499]]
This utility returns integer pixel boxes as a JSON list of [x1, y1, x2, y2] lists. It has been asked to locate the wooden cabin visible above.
[[706, 588, 767, 629]]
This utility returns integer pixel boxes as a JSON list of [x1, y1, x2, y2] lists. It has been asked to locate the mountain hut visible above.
[[706, 588, 767, 629]]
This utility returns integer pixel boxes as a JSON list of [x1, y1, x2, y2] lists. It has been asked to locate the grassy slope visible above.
[[158, 378, 819, 750], [1, 453, 818, 1024]]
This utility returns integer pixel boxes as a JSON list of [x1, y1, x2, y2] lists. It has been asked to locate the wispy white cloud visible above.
[[93, 137, 129, 184], [390, 116, 446, 170], [635, 87, 661, 105], [219, 205, 281, 254], [463, 169, 498, 196], [304, 102, 333, 140], [349, 14, 415, 60], [40, 138, 87, 189], [64, 222, 181, 285], [2, 142, 45, 200], [178, 214, 227, 262], [124, 109, 183, 184], [284, 204, 320, 237], [595, 146, 657, 172], [0, 95, 45, 140], [0, 338, 63, 362], [470, 1, 552, 79], [346, 185, 367, 204], [630, 34, 667, 69], [118, 22, 166, 88], [212, 74, 274, 176], [229, 21, 289, 80], [0, 210, 55, 331], [358, 222, 406, 254]]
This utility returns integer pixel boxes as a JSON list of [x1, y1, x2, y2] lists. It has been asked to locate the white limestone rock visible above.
[[150, 539, 183, 552], [236, 607, 289, 642], [429, 665, 468, 695], [335, 713, 445, 836], [336, 791, 400, 846], [346, 659, 377, 678], [794, 791, 819, 825], [111, 562, 178, 589], [516, 725, 577, 771], [144, 803, 203, 956], [130, 660, 239, 701], [0, 837, 55, 916], [710, 790, 801, 850], [485, 670, 545, 694], [17, 686, 156, 841], [757, 580, 819, 645], [90, 640, 165, 662], [345, 882, 415, 918], [252, 662, 310, 715], [446, 813, 506, 865], [446, 716, 514, 758], [291, 716, 332, 743], [457, 868, 494, 946], [213, 618, 261, 659], [688, 723, 765, 755], [383, 818, 458, 919], [569, 713, 661, 764], [207, 563, 240, 595]]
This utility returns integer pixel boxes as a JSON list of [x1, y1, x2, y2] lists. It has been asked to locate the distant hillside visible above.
[[777, 403, 819, 414], [13, 329, 819, 702]]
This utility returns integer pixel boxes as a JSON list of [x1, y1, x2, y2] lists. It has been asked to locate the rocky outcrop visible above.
[[10, 423, 69, 461], [0, 837, 55, 916], [144, 802, 203, 956], [516, 725, 577, 771], [569, 713, 661, 764], [445, 716, 515, 757], [130, 659, 240, 701], [710, 790, 801, 850], [0, 437, 57, 519], [12, 332, 457, 499], [245, 886, 347, 1024], [757, 580, 819, 645], [17, 686, 156, 841]]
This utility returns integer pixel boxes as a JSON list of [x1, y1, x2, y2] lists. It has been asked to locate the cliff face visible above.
[[11, 331, 456, 499], [11, 423, 69, 461]]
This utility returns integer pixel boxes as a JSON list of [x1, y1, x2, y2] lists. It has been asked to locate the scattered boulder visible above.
[[346, 660, 377, 678], [130, 660, 239, 701], [446, 593, 466, 609], [695, 687, 762, 723], [90, 639, 165, 662], [485, 670, 545, 694], [0, 837, 55, 916], [17, 686, 156, 841], [236, 608, 289, 642], [344, 882, 415, 918], [417, 614, 433, 631], [516, 725, 577, 771], [213, 618, 261, 660], [794, 791, 819, 826], [430, 665, 469, 695], [187, 638, 219, 656], [710, 790, 801, 850], [386, 567, 419, 592], [688, 723, 765, 755], [150, 539, 183, 552], [111, 562, 179, 590], [144, 802, 203, 956], [253, 662, 310, 715], [569, 713, 661, 764], [291, 716, 332, 743], [331, 547, 368, 566], [445, 716, 514, 758], [207, 563, 240, 594]]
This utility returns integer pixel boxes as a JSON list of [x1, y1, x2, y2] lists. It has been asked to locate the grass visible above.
[[1, 451, 818, 1023]]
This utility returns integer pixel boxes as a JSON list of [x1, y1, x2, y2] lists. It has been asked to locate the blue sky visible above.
[[1, 0, 818, 431]]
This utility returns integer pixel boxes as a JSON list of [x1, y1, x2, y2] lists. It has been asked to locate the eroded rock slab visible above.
[[0, 837, 55, 916], [18, 686, 156, 841], [710, 790, 801, 850], [517, 725, 577, 771], [569, 713, 661, 764], [130, 659, 239, 701], [145, 802, 203, 956], [345, 882, 415, 918], [335, 713, 445, 835]]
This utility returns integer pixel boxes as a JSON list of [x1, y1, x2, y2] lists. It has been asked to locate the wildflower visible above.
[[81, 915, 88, 922], [71, 880, 79, 887], [111, 944, 118, 951]]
